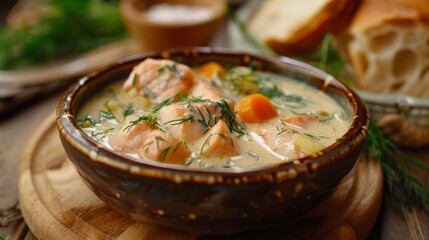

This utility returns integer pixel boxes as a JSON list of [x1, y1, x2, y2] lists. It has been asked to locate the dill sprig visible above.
[[124, 114, 159, 131], [365, 121, 429, 212], [216, 99, 245, 137], [295, 33, 354, 87], [0, 0, 126, 70]]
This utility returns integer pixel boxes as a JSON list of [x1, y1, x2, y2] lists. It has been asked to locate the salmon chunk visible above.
[[257, 128, 302, 159], [196, 120, 239, 158], [138, 130, 190, 164], [191, 81, 227, 102], [158, 101, 226, 142], [123, 58, 194, 103], [109, 122, 152, 153]]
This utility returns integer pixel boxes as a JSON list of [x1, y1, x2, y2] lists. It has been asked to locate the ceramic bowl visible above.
[[120, 0, 226, 51], [56, 47, 369, 235]]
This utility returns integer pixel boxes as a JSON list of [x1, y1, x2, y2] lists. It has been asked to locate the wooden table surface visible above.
[[1, 15, 429, 240]]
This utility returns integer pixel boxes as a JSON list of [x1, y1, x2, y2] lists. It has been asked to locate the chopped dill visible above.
[[164, 116, 194, 125], [276, 126, 297, 135], [90, 127, 114, 141], [142, 85, 155, 98], [247, 152, 261, 163], [180, 95, 211, 106], [121, 102, 134, 119], [77, 115, 97, 128], [304, 133, 329, 140], [157, 63, 184, 79], [259, 84, 305, 104], [160, 146, 170, 160], [200, 133, 225, 154], [195, 105, 214, 134], [216, 99, 245, 137], [171, 140, 185, 154], [124, 114, 158, 131], [131, 73, 137, 87], [151, 97, 174, 113], [99, 110, 116, 122]]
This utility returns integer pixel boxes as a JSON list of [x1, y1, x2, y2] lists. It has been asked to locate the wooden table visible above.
[[1, 21, 429, 240]]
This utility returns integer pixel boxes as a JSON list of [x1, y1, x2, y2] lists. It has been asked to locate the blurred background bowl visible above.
[[120, 0, 226, 51]]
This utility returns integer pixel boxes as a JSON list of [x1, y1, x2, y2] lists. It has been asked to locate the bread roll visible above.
[[345, 0, 429, 98], [247, 0, 360, 55]]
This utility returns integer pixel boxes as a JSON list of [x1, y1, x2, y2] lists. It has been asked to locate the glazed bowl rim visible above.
[[57, 47, 369, 177]]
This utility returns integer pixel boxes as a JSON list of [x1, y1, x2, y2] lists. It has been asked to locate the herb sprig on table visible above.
[[229, 7, 429, 212], [0, 0, 127, 70]]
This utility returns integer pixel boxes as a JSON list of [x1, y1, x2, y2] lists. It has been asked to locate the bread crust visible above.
[[350, 0, 429, 32], [248, 0, 361, 55]]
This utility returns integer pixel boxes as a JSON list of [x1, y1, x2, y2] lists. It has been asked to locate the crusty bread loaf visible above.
[[345, 0, 429, 98], [247, 0, 360, 55]]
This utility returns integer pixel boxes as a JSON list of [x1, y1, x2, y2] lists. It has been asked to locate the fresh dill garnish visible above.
[[131, 73, 137, 87], [157, 63, 184, 79], [227, 4, 276, 56], [171, 140, 185, 154], [180, 95, 211, 106], [247, 152, 261, 163], [90, 127, 114, 141], [304, 133, 329, 140], [142, 85, 155, 98], [276, 126, 297, 135], [195, 105, 214, 134], [216, 99, 245, 137], [99, 110, 116, 122], [164, 116, 194, 125], [160, 146, 170, 160], [77, 115, 97, 128], [151, 97, 175, 113], [365, 121, 429, 212], [259, 84, 306, 105], [295, 33, 354, 86], [200, 133, 225, 154], [0, 0, 127, 70], [223, 159, 234, 168], [124, 114, 159, 131], [121, 102, 134, 119]]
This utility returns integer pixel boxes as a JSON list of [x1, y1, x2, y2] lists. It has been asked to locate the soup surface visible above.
[[77, 59, 350, 168]]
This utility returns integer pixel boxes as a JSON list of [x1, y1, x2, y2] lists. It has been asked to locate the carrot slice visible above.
[[195, 62, 226, 79], [237, 93, 278, 123]]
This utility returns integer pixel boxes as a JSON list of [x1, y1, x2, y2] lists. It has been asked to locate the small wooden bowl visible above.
[[120, 0, 226, 51], [56, 47, 369, 235]]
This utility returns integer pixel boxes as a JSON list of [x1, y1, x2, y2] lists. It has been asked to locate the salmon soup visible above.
[[77, 59, 350, 168]]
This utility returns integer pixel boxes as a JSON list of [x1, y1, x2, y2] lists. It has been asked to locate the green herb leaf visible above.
[[0, 0, 126, 70], [365, 121, 429, 212]]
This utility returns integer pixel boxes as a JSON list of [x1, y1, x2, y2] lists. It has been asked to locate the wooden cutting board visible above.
[[18, 115, 383, 240]]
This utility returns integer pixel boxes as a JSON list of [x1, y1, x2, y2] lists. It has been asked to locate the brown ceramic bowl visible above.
[[56, 47, 369, 235], [120, 0, 226, 51]]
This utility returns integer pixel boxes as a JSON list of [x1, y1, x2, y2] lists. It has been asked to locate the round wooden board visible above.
[[19, 115, 383, 240]]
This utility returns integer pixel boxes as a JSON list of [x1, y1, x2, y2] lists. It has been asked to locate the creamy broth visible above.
[[77, 59, 350, 168]]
